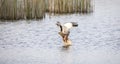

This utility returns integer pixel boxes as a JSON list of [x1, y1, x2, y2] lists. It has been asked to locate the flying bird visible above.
[[56, 21, 78, 46]]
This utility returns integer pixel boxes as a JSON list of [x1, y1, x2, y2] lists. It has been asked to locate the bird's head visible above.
[[56, 21, 61, 26]]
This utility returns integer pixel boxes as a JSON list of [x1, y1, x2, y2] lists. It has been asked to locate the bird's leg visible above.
[[63, 35, 66, 42], [63, 34, 69, 42]]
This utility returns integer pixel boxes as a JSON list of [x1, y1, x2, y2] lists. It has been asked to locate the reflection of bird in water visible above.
[[56, 21, 78, 46]]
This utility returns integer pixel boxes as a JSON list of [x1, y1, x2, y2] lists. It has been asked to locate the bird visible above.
[[56, 21, 78, 46]]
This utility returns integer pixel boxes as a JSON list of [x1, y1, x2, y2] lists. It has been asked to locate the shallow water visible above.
[[0, 0, 120, 64]]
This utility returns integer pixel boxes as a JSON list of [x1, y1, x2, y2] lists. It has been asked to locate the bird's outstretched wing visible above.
[[71, 22, 78, 27]]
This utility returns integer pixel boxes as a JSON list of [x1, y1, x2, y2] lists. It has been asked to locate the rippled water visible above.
[[0, 0, 120, 64]]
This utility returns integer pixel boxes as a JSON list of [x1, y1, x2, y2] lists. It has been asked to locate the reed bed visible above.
[[0, 0, 45, 20], [0, 0, 92, 20], [47, 0, 93, 13]]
